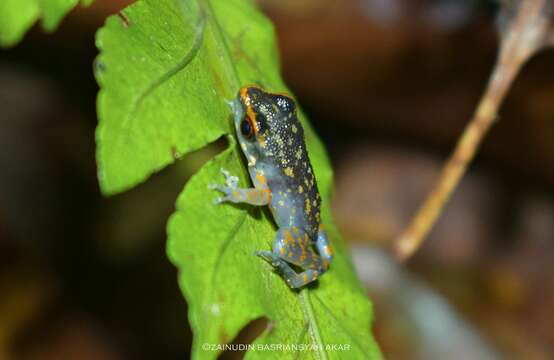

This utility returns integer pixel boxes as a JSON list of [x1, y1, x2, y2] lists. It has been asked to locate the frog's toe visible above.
[[255, 250, 282, 267], [284, 276, 303, 289], [226, 177, 238, 188], [255, 250, 274, 261], [214, 192, 233, 204], [208, 183, 227, 193], [209, 183, 233, 204], [220, 169, 239, 188], [220, 168, 232, 178], [213, 196, 225, 205]]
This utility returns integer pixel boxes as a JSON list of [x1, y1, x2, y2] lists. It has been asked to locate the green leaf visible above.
[[0, 0, 93, 47], [167, 148, 382, 359], [95, 0, 382, 358]]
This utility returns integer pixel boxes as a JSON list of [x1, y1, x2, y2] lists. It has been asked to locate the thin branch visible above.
[[394, 0, 553, 261]]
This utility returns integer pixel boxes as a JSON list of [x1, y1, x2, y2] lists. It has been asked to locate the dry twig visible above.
[[395, 0, 554, 261]]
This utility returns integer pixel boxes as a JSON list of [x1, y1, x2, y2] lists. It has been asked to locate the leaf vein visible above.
[[113, 12, 206, 151], [211, 212, 247, 287], [313, 293, 370, 355], [300, 290, 328, 360], [293, 322, 310, 360]]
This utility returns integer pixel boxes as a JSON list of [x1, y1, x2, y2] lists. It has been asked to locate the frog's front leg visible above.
[[209, 168, 270, 205], [257, 227, 325, 288]]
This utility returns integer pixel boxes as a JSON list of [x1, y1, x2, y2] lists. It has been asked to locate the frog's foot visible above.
[[285, 269, 321, 289], [258, 228, 328, 289], [208, 168, 240, 204], [256, 250, 310, 289]]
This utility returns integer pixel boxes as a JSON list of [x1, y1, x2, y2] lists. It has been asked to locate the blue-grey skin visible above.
[[210, 86, 333, 288]]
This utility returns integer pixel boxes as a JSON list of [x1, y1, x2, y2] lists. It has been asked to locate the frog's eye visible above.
[[240, 117, 254, 139]]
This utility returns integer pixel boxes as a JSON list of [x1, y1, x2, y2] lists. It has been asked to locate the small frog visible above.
[[210, 86, 333, 288]]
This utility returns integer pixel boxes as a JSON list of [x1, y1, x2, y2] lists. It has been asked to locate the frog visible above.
[[209, 85, 333, 288]]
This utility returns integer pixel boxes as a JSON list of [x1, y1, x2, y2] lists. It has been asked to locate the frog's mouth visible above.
[[229, 96, 244, 120]]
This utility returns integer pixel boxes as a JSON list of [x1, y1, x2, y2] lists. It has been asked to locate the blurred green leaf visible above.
[[95, 0, 381, 358], [0, 0, 92, 47]]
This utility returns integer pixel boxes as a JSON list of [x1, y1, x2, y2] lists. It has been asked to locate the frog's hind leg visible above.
[[315, 224, 333, 271], [257, 227, 325, 288]]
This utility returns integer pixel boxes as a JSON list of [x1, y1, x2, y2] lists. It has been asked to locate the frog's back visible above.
[[254, 94, 322, 236]]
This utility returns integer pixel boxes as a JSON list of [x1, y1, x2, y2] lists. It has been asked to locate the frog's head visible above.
[[232, 86, 297, 167]]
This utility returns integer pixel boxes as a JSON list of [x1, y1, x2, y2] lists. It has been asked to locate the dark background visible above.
[[0, 0, 552, 359]]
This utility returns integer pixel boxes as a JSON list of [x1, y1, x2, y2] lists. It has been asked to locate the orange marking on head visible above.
[[239, 86, 260, 134], [318, 224, 325, 231]]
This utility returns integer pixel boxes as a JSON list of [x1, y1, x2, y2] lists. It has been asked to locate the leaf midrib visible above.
[[198, 1, 331, 356]]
